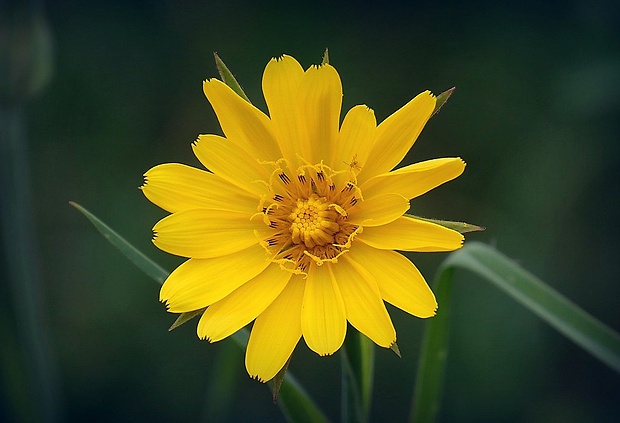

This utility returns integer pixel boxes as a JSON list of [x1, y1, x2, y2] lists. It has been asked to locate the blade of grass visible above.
[[70, 202, 169, 284], [444, 242, 620, 372], [72, 202, 330, 422], [411, 241, 620, 422]]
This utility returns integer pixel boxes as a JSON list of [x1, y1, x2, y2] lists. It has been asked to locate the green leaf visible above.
[[168, 308, 205, 331], [431, 87, 455, 118], [70, 201, 169, 284], [72, 202, 330, 421], [407, 214, 485, 234], [411, 241, 620, 422], [410, 268, 454, 423], [444, 242, 620, 372], [214, 53, 251, 103]]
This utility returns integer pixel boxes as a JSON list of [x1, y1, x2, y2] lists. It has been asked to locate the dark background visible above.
[[2, 0, 619, 421]]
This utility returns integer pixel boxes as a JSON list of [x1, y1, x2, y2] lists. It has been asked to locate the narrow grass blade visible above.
[[412, 242, 620, 422], [72, 202, 329, 421], [70, 202, 169, 284], [444, 242, 620, 372], [410, 268, 454, 423]]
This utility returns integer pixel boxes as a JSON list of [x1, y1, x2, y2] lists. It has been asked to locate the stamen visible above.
[[279, 173, 291, 184], [310, 179, 317, 193]]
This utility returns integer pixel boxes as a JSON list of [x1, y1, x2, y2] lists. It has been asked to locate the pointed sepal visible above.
[[431, 87, 455, 117], [213, 52, 251, 103], [408, 215, 485, 234], [321, 48, 330, 65], [271, 355, 292, 403], [168, 308, 206, 331], [390, 342, 401, 358]]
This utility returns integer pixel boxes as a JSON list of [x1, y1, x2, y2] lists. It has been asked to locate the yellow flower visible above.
[[142, 55, 465, 382]]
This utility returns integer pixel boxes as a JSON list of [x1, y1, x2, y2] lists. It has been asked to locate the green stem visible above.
[[410, 242, 620, 423], [409, 268, 453, 423]]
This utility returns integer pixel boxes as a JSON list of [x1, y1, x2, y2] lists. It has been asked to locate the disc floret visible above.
[[260, 162, 361, 272]]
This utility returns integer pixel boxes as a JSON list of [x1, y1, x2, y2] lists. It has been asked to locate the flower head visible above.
[[142, 55, 465, 382]]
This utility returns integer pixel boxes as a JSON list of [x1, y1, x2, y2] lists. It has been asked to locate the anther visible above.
[[279, 173, 291, 184]]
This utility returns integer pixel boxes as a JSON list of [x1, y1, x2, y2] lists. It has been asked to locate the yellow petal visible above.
[[348, 193, 409, 227], [362, 157, 466, 200], [203, 78, 281, 161], [348, 242, 437, 317], [160, 244, 271, 313], [197, 263, 292, 342], [153, 209, 263, 259], [358, 91, 436, 184], [298, 64, 342, 164], [358, 215, 463, 252], [301, 263, 347, 356], [262, 55, 306, 169], [331, 105, 376, 173], [246, 275, 305, 382], [141, 163, 257, 213], [193, 134, 271, 197], [334, 256, 396, 347]]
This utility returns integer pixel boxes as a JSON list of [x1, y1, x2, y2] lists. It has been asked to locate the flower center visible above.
[[258, 162, 361, 273], [289, 195, 340, 248]]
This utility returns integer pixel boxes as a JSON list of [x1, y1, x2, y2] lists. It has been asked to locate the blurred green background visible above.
[[2, 0, 619, 421]]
